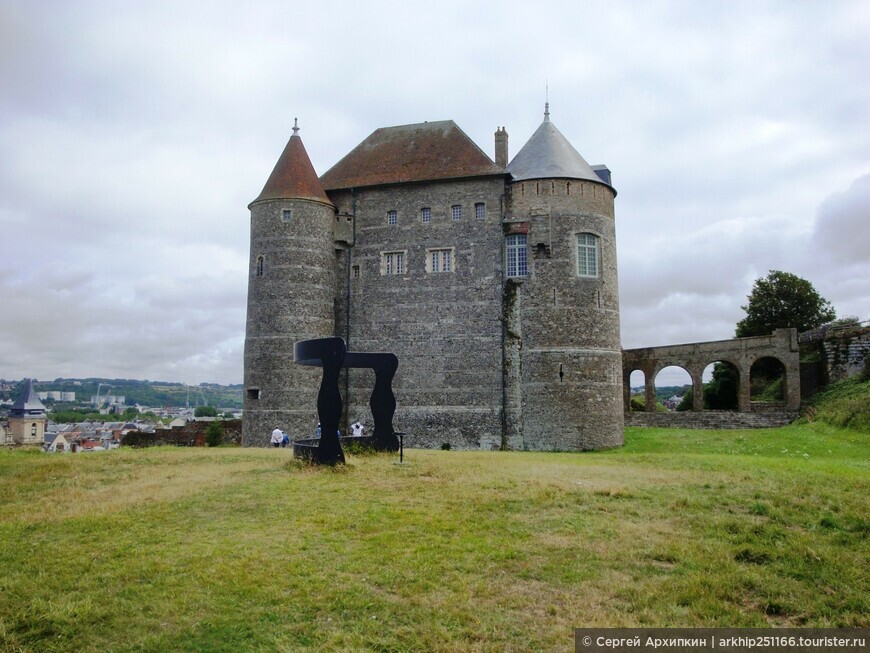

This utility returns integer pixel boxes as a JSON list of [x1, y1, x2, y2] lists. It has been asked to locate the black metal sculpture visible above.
[[293, 337, 400, 464]]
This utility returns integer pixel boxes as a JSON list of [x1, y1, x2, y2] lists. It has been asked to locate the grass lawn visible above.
[[0, 422, 867, 652]]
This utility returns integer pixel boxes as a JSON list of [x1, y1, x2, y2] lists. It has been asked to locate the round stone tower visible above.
[[503, 105, 623, 450], [242, 121, 336, 446]]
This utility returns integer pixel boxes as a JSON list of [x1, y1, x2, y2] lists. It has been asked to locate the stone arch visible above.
[[699, 360, 740, 411], [623, 328, 801, 418], [627, 369, 647, 411], [750, 356, 787, 403], [652, 365, 694, 412]]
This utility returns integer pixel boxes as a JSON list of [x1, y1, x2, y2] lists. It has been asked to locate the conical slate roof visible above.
[[320, 120, 504, 190], [250, 122, 332, 207], [507, 108, 611, 188], [11, 378, 46, 417]]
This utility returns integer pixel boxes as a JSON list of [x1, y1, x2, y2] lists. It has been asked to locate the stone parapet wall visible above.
[[625, 411, 798, 430]]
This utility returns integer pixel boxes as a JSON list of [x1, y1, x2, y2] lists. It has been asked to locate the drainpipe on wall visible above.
[[499, 192, 508, 451], [342, 189, 356, 437]]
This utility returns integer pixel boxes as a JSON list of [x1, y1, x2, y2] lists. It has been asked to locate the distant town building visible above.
[[9, 379, 47, 445]]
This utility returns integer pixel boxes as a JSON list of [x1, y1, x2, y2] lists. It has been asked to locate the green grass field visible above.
[[1, 422, 867, 652]]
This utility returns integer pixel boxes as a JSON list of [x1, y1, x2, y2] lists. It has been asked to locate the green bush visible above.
[[205, 422, 224, 447]]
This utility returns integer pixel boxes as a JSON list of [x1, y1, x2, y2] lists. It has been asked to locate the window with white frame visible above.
[[475, 202, 485, 219], [451, 205, 462, 220], [576, 233, 600, 277], [427, 248, 454, 273], [421, 207, 431, 223], [382, 251, 405, 275], [505, 234, 528, 278], [387, 210, 398, 225]]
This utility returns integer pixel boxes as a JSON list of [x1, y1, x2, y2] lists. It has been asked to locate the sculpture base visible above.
[[293, 434, 397, 461]]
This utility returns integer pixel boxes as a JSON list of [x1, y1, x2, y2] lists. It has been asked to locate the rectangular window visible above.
[[247, 388, 260, 400], [506, 234, 528, 278], [428, 248, 453, 273], [421, 207, 431, 223], [382, 251, 405, 275], [282, 209, 292, 222], [387, 210, 398, 225], [475, 202, 485, 219], [352, 265, 360, 279], [451, 205, 462, 220], [255, 255, 265, 278], [576, 233, 600, 277]]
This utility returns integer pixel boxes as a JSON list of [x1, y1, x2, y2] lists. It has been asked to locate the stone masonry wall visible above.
[[625, 410, 798, 429], [328, 176, 507, 450], [821, 329, 870, 382]]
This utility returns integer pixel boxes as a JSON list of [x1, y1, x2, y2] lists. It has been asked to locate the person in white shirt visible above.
[[351, 421, 364, 437], [270, 428, 283, 448]]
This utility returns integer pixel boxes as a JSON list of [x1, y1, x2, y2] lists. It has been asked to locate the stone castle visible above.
[[243, 105, 624, 450]]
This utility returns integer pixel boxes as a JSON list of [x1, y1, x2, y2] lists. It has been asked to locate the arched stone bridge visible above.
[[623, 328, 800, 416]]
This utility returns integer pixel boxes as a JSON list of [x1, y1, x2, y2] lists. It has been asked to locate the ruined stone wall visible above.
[[328, 176, 507, 450], [243, 198, 336, 446], [505, 178, 624, 450], [821, 329, 870, 383]]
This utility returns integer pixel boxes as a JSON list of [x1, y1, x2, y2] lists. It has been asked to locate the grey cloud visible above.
[[813, 173, 870, 266], [2, 0, 868, 384]]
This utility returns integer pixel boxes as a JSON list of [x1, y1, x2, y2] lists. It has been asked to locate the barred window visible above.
[[428, 248, 453, 273], [475, 202, 485, 219], [255, 255, 265, 278], [451, 205, 462, 220], [576, 233, 600, 278], [421, 207, 431, 223], [352, 265, 360, 279], [505, 234, 528, 278], [387, 210, 398, 225], [382, 251, 405, 275]]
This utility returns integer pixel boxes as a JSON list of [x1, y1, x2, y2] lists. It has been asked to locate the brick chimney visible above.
[[494, 127, 508, 167]]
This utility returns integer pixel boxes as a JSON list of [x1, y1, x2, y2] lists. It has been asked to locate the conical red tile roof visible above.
[[250, 125, 332, 207]]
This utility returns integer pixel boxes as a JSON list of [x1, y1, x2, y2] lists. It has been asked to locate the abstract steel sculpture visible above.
[[293, 337, 400, 464]]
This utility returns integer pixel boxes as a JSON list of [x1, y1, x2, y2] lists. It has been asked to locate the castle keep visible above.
[[243, 106, 624, 450]]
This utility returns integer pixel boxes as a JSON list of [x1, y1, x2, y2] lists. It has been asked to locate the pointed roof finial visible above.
[[544, 81, 550, 120], [292, 117, 299, 135]]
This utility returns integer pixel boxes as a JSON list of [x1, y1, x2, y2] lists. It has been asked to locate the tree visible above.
[[736, 270, 836, 338], [195, 405, 218, 417], [205, 422, 224, 447]]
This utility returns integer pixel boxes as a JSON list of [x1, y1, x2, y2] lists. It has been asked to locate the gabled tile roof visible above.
[[320, 120, 505, 191], [250, 124, 332, 207]]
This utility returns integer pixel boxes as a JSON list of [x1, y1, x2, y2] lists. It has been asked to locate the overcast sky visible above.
[[1, 0, 868, 387]]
